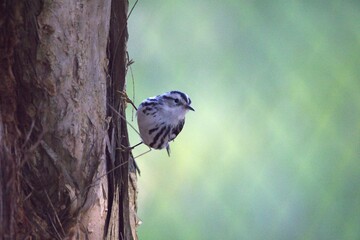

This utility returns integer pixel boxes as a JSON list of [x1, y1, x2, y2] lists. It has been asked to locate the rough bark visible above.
[[105, 0, 139, 239], [0, 0, 137, 239]]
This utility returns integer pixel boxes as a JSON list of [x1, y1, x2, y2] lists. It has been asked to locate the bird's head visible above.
[[160, 91, 194, 118]]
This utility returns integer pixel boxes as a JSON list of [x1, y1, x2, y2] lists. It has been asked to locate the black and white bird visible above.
[[136, 91, 194, 156]]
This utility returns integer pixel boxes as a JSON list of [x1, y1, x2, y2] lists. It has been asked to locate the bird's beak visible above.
[[186, 105, 195, 111]]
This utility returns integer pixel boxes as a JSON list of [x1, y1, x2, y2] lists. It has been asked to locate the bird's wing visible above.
[[169, 119, 185, 141]]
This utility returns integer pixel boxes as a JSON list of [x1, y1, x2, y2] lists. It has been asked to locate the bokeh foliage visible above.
[[126, 1, 360, 239]]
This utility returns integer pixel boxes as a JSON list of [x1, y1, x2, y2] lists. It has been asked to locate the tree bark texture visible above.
[[106, 0, 139, 239], [0, 0, 137, 239]]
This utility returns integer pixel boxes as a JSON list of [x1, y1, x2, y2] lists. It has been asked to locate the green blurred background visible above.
[[126, 1, 360, 239]]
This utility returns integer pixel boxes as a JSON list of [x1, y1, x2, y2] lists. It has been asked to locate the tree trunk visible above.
[[0, 0, 137, 239]]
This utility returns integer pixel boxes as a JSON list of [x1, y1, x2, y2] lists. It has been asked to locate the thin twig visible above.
[[66, 160, 129, 210], [44, 190, 66, 238], [129, 56, 136, 121], [134, 148, 152, 159], [127, 0, 139, 20], [21, 118, 35, 149], [108, 104, 140, 136], [47, 212, 62, 240], [86, 161, 129, 189]]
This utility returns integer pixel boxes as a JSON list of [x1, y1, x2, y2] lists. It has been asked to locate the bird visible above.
[[136, 91, 194, 156]]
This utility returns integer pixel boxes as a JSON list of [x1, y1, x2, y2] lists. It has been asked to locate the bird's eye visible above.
[[174, 99, 179, 104]]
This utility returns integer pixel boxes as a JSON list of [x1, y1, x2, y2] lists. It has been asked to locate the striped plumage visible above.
[[137, 91, 194, 155]]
